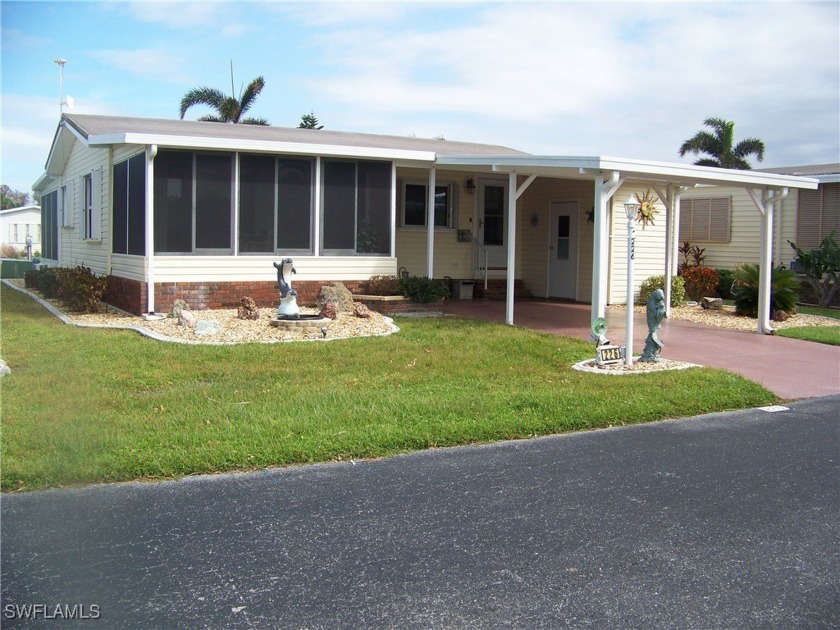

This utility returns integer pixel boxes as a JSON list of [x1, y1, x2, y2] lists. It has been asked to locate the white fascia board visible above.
[[436, 154, 818, 190], [32, 172, 53, 192], [87, 133, 437, 162], [815, 174, 840, 184]]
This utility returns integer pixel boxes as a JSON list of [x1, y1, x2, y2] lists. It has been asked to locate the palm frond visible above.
[[733, 138, 766, 162], [679, 131, 721, 157], [197, 115, 225, 123], [694, 158, 723, 167], [179, 87, 227, 119], [240, 117, 270, 126], [238, 76, 266, 117]]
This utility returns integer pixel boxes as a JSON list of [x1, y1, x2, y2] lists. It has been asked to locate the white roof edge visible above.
[[0, 204, 40, 214], [88, 133, 437, 162], [435, 155, 819, 189]]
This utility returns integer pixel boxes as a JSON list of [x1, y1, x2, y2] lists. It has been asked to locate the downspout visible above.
[[505, 172, 517, 325], [145, 145, 157, 314], [426, 166, 436, 278], [106, 147, 113, 275]]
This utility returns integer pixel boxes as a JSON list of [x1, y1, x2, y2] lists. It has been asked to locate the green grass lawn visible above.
[[777, 326, 840, 345], [1, 285, 777, 491], [797, 305, 840, 320]]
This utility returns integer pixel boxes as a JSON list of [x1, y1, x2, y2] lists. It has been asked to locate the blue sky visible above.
[[2, 0, 839, 195]]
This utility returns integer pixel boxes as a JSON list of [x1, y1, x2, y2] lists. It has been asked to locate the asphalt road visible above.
[[2, 396, 838, 629]]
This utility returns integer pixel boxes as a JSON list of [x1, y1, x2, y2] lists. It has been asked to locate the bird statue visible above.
[[274, 258, 300, 319]]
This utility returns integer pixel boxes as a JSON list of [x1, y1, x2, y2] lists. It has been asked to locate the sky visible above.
[[1, 0, 838, 196]]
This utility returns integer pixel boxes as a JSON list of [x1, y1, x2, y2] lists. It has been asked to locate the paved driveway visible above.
[[2, 396, 838, 629]]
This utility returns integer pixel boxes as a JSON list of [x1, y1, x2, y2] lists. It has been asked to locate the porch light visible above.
[[465, 178, 476, 194], [623, 195, 641, 366]]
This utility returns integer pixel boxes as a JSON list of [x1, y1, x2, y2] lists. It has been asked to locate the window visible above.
[[679, 197, 731, 242], [41, 190, 58, 259], [400, 181, 457, 229], [60, 184, 72, 228], [153, 150, 233, 254], [113, 153, 146, 255], [796, 183, 839, 250], [8, 224, 41, 244], [81, 169, 101, 240], [239, 155, 313, 254], [322, 159, 391, 255]]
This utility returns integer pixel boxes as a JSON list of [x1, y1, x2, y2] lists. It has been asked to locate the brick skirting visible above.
[[105, 277, 365, 315]]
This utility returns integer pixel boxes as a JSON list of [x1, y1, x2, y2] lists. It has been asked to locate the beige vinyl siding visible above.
[[608, 185, 669, 305], [111, 253, 147, 282], [153, 256, 396, 283], [47, 142, 111, 273], [517, 178, 594, 300], [680, 186, 798, 269], [394, 168, 476, 278]]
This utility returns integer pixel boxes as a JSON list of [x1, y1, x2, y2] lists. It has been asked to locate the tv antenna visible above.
[[54, 57, 68, 116]]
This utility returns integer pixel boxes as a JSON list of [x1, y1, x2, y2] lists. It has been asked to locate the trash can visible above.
[[458, 280, 475, 300]]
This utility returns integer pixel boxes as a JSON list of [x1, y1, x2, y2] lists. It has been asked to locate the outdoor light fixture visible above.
[[465, 178, 476, 195], [623, 195, 641, 366]]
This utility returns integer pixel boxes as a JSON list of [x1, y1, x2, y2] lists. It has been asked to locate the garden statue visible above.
[[640, 288, 666, 363], [274, 258, 300, 319]]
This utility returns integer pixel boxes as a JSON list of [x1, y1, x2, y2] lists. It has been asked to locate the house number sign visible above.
[[596, 345, 625, 365]]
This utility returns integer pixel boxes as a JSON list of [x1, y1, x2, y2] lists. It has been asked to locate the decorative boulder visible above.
[[319, 302, 338, 321], [354, 303, 371, 319], [701, 297, 724, 310], [169, 299, 191, 319], [317, 282, 354, 313], [194, 320, 222, 336], [178, 309, 197, 329], [0, 359, 11, 378], [772, 310, 791, 322], [237, 296, 260, 320]]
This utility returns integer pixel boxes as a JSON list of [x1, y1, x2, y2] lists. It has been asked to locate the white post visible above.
[[625, 212, 636, 365], [390, 163, 397, 257], [757, 190, 775, 334], [426, 166, 436, 278], [506, 172, 517, 325], [145, 145, 157, 314], [591, 175, 607, 324]]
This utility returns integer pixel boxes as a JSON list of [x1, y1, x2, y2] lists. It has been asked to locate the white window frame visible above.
[[399, 179, 458, 229], [81, 169, 101, 241], [60, 183, 72, 228]]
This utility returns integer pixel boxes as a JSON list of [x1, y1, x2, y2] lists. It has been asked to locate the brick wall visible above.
[[105, 277, 366, 315]]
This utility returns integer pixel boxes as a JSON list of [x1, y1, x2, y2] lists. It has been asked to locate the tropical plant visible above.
[[788, 231, 840, 308], [637, 274, 685, 307], [678, 117, 765, 170], [732, 264, 799, 317], [681, 266, 720, 302], [299, 111, 324, 129], [179, 73, 268, 125], [678, 241, 706, 274], [716, 268, 735, 300]]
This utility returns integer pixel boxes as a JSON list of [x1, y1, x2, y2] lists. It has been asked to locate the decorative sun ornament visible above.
[[634, 189, 659, 228]]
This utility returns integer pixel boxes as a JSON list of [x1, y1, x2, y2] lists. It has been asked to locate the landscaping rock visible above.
[[354, 303, 371, 319], [237, 296, 260, 320], [701, 297, 724, 310], [169, 299, 191, 319], [772, 309, 791, 322], [178, 309, 197, 329], [0, 359, 10, 378], [194, 320, 222, 336], [319, 302, 337, 321], [317, 283, 354, 313]]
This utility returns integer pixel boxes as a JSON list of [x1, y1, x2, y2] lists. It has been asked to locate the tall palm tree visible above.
[[678, 117, 765, 170], [179, 75, 268, 125]]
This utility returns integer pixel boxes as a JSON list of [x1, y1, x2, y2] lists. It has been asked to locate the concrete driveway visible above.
[[2, 396, 838, 629]]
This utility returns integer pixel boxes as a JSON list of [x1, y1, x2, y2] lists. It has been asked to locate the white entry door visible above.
[[548, 201, 578, 299], [477, 180, 508, 271]]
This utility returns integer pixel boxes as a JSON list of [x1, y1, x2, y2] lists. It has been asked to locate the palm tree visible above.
[[179, 75, 268, 125], [678, 117, 765, 170]]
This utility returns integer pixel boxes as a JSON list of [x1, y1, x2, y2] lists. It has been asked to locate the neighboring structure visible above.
[[33, 114, 817, 334], [680, 163, 839, 270], [0, 204, 41, 257]]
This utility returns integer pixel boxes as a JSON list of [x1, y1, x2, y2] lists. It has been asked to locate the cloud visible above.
[[123, 1, 250, 37], [0, 28, 50, 51], [90, 48, 193, 84]]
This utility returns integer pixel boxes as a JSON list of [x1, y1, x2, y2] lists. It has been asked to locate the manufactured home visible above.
[[33, 114, 818, 333]]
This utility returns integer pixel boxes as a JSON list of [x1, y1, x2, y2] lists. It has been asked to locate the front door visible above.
[[548, 201, 578, 299], [477, 180, 508, 271]]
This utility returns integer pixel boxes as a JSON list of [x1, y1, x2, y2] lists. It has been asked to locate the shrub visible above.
[[637, 275, 685, 307], [716, 268, 735, 300], [398, 275, 450, 303], [365, 275, 401, 296], [733, 264, 799, 318], [24, 267, 61, 298], [788, 230, 840, 308], [48, 266, 108, 313], [681, 266, 720, 302], [1, 244, 23, 258], [678, 241, 706, 273]]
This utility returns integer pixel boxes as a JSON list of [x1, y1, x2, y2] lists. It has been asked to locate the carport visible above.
[[430, 155, 818, 335]]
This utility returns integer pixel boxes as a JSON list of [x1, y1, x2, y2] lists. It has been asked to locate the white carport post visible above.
[[504, 172, 536, 325], [590, 171, 624, 328], [426, 166, 436, 278], [652, 183, 686, 319], [145, 145, 157, 314], [747, 187, 788, 334]]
